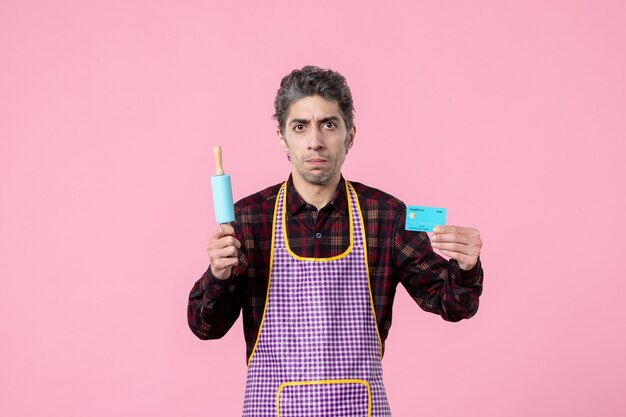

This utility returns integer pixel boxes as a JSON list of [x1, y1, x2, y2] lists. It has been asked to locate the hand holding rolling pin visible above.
[[207, 146, 240, 280]]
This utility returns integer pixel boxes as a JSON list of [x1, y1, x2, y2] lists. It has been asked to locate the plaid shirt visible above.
[[188, 176, 483, 362]]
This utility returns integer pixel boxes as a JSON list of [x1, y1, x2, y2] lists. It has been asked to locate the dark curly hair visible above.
[[273, 66, 354, 135]]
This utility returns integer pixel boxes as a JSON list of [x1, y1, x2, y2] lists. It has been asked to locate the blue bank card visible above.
[[405, 206, 447, 232]]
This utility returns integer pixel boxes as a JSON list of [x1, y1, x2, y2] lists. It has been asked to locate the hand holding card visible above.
[[431, 225, 482, 271], [405, 205, 482, 270]]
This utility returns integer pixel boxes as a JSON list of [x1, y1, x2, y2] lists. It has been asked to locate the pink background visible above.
[[2, 1, 625, 416]]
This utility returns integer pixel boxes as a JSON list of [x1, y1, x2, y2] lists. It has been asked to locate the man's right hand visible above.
[[207, 224, 241, 280]]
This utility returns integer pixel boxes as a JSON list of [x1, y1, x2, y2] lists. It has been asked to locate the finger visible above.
[[433, 225, 480, 237], [208, 245, 239, 261], [439, 249, 478, 271], [220, 236, 241, 249], [431, 241, 481, 256], [438, 249, 477, 268], [209, 247, 240, 265], [217, 244, 240, 258], [211, 255, 239, 269], [212, 224, 236, 239], [208, 235, 241, 251], [431, 233, 478, 245]]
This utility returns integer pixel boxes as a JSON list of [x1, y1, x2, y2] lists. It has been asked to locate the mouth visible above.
[[305, 155, 330, 164], [305, 159, 328, 169]]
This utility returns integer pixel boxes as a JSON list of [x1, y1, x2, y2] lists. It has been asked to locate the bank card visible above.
[[405, 206, 447, 232]]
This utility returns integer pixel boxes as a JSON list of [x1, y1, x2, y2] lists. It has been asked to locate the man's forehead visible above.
[[286, 95, 342, 122]]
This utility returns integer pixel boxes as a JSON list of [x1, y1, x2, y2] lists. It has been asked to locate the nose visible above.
[[308, 125, 324, 150]]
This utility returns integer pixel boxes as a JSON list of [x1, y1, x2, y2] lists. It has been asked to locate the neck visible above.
[[291, 172, 342, 210]]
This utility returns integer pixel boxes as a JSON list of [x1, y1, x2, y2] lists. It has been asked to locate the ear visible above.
[[278, 129, 289, 153], [345, 125, 356, 151]]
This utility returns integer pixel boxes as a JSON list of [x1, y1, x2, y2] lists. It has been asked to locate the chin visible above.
[[303, 172, 334, 186]]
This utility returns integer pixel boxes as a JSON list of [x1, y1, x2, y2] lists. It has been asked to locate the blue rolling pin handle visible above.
[[211, 174, 235, 224]]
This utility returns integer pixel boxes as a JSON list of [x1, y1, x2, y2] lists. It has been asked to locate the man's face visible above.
[[278, 95, 355, 186]]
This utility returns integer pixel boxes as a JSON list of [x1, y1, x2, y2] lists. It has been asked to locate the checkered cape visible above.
[[242, 182, 391, 417]]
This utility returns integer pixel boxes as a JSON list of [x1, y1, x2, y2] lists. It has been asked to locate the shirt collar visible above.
[[285, 174, 348, 216]]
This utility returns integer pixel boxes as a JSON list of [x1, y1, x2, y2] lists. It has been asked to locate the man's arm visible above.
[[187, 224, 247, 339], [395, 209, 484, 322]]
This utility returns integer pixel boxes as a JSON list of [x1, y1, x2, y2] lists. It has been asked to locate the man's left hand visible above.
[[431, 225, 482, 271]]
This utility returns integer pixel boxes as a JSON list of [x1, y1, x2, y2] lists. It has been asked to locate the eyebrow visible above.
[[319, 116, 341, 124], [289, 116, 341, 125], [289, 118, 311, 125]]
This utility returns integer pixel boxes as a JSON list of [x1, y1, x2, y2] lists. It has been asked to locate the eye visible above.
[[293, 124, 305, 132], [323, 121, 337, 129]]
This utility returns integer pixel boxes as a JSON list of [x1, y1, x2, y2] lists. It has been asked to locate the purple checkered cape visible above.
[[242, 181, 391, 416]]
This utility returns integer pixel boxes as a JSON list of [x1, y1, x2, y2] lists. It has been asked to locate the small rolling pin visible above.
[[211, 146, 235, 224]]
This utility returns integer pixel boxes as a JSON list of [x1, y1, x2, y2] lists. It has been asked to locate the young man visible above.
[[188, 66, 483, 416]]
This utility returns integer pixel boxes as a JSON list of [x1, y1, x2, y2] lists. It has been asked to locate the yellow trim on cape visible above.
[[283, 179, 354, 261], [246, 182, 284, 366], [276, 379, 372, 417], [352, 181, 384, 359]]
